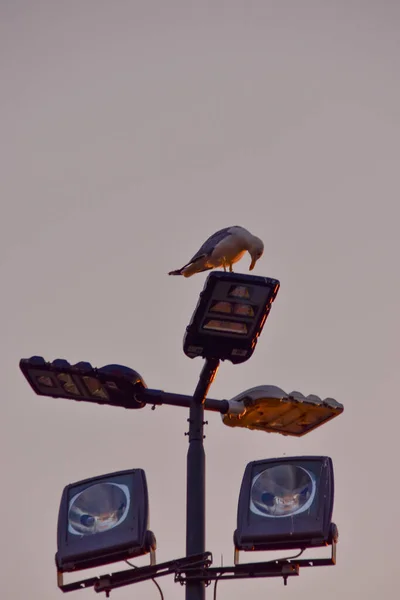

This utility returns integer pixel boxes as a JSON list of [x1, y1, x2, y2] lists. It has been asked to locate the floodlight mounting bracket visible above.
[[56, 541, 336, 594], [175, 538, 337, 588], [57, 552, 212, 594]]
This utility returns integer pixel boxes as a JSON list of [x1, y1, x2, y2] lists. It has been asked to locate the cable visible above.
[[213, 573, 223, 600], [125, 560, 164, 600], [281, 549, 305, 561], [212, 549, 305, 599], [260, 548, 305, 565]]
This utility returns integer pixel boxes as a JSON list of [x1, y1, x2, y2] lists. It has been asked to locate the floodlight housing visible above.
[[56, 469, 155, 573], [184, 272, 280, 364], [222, 386, 344, 436], [235, 456, 336, 553], [19, 357, 146, 409]]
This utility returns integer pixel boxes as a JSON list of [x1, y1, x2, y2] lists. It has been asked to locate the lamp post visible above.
[[19, 272, 343, 598], [186, 358, 219, 600]]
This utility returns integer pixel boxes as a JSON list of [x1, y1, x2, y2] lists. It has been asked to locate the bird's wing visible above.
[[188, 226, 237, 263]]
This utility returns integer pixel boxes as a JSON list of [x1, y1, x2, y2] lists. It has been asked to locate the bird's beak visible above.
[[249, 257, 257, 271]]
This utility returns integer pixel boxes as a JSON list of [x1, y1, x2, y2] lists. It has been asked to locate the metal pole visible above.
[[186, 358, 220, 600], [136, 388, 229, 414]]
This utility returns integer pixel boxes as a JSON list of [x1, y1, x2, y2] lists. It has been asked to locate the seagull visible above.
[[168, 226, 264, 277]]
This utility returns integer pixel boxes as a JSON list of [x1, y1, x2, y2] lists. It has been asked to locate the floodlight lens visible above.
[[229, 286, 252, 299], [68, 483, 130, 536], [203, 319, 248, 335], [210, 301, 233, 314], [82, 376, 109, 400], [250, 465, 316, 518], [37, 375, 55, 387], [233, 303, 255, 317], [210, 302, 256, 318], [57, 374, 80, 395]]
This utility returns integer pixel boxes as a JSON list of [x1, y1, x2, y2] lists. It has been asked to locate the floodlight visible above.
[[56, 469, 156, 574], [19, 357, 146, 409], [234, 456, 337, 554], [184, 272, 280, 364], [222, 385, 343, 436]]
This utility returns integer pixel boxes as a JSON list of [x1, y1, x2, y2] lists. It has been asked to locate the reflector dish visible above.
[[68, 482, 130, 536], [250, 464, 316, 518]]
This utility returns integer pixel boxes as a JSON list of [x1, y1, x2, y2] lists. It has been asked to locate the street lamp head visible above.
[[56, 469, 156, 573], [19, 357, 147, 409], [222, 385, 344, 436], [183, 272, 280, 364], [235, 456, 337, 554]]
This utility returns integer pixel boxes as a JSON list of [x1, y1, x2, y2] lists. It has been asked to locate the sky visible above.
[[1, 1, 399, 598]]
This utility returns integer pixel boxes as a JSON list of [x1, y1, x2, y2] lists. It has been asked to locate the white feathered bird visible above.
[[168, 226, 264, 277]]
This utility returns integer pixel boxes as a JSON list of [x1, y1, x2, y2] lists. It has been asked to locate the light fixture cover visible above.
[[19, 357, 147, 409], [223, 385, 344, 436], [235, 456, 335, 552], [56, 469, 155, 572], [184, 272, 280, 364]]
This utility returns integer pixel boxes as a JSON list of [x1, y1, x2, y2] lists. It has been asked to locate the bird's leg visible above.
[[222, 258, 227, 272], [229, 264, 233, 272]]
